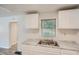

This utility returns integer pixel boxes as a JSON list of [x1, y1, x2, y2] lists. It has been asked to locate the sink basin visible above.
[[38, 40, 59, 46]]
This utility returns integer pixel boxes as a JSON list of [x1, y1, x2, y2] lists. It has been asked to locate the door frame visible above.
[[9, 21, 18, 48]]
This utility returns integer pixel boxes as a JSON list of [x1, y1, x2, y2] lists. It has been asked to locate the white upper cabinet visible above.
[[25, 14, 39, 29], [58, 9, 79, 29]]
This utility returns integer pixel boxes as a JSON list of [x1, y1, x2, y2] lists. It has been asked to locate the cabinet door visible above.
[[58, 9, 79, 29], [26, 14, 39, 29], [10, 22, 17, 46], [61, 49, 77, 55], [22, 45, 61, 55], [58, 10, 70, 28], [69, 9, 79, 28]]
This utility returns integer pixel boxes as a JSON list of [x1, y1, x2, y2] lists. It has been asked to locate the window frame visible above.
[[41, 19, 56, 37]]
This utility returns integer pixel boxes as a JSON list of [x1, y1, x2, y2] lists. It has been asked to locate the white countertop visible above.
[[22, 39, 79, 51]]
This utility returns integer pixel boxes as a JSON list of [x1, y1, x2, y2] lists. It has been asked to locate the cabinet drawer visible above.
[[22, 48, 61, 55], [61, 49, 77, 55], [22, 45, 61, 55]]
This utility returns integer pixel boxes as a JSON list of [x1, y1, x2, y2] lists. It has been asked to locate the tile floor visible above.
[[0, 45, 17, 55]]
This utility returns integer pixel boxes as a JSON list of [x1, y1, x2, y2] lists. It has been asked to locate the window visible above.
[[41, 19, 56, 37]]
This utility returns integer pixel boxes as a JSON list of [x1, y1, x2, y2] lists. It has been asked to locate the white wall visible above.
[[0, 16, 15, 48], [0, 15, 25, 48], [57, 30, 79, 41], [40, 12, 58, 19]]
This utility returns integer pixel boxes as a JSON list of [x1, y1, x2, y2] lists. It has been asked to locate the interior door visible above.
[[10, 22, 17, 47]]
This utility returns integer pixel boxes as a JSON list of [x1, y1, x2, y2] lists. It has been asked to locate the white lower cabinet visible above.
[[22, 45, 79, 55], [22, 45, 61, 55], [61, 49, 77, 55], [76, 51, 79, 55]]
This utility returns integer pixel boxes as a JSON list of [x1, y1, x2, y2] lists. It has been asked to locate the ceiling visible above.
[[0, 4, 78, 17]]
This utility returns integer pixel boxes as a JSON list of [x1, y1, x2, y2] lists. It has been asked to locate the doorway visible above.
[[9, 22, 17, 47]]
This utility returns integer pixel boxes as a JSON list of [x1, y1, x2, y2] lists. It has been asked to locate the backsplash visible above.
[[58, 29, 79, 35], [25, 29, 54, 40], [57, 29, 79, 44], [26, 29, 39, 33]]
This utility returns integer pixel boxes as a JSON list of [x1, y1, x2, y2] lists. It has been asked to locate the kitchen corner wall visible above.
[[0, 13, 56, 49], [25, 12, 58, 40], [0, 15, 25, 48], [57, 29, 79, 43], [17, 12, 58, 51], [39, 12, 79, 44], [0, 16, 17, 48], [17, 12, 79, 51]]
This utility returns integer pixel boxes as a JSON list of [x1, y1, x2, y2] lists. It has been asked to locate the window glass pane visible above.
[[41, 29, 56, 37], [41, 20, 55, 29], [41, 19, 56, 37]]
